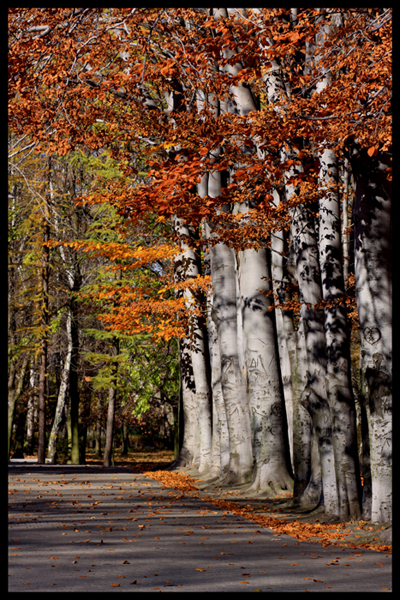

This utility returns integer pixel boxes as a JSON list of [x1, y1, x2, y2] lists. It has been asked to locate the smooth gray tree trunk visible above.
[[350, 146, 392, 524], [208, 169, 253, 485], [173, 215, 212, 474], [318, 147, 361, 520], [290, 202, 339, 518], [239, 245, 293, 496]]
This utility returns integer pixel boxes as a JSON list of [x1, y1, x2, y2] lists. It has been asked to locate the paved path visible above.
[[8, 464, 392, 592]]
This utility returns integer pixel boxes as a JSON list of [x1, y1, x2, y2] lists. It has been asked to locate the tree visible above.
[[8, 8, 391, 522]]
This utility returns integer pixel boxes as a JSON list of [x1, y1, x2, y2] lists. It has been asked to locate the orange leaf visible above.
[[368, 146, 376, 156], [111, 583, 120, 587]]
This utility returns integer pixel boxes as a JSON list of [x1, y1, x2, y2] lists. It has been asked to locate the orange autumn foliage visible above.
[[8, 8, 391, 336]]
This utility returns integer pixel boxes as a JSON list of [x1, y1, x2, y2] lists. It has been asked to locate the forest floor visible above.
[[18, 447, 392, 552]]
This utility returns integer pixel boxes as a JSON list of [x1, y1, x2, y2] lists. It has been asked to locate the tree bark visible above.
[[168, 336, 197, 469], [95, 393, 103, 458], [239, 245, 293, 496], [8, 356, 29, 459], [104, 336, 119, 467], [173, 215, 212, 474], [68, 291, 80, 464], [37, 217, 49, 464], [47, 308, 72, 463], [318, 147, 361, 520], [291, 202, 339, 518], [25, 361, 37, 455], [350, 146, 392, 524]]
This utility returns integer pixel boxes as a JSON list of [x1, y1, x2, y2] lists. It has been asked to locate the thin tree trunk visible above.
[[341, 158, 351, 286], [95, 393, 103, 458], [25, 362, 36, 455], [37, 217, 49, 464], [104, 336, 119, 467], [69, 293, 80, 465], [8, 356, 29, 459], [47, 308, 72, 463]]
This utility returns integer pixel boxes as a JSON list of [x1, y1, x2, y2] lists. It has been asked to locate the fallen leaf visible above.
[[111, 583, 120, 587], [121, 560, 130, 564], [376, 563, 383, 566], [196, 568, 206, 571], [313, 579, 323, 583], [130, 581, 138, 585]]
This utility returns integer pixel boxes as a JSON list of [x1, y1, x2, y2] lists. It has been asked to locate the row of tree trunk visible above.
[[169, 10, 391, 525]]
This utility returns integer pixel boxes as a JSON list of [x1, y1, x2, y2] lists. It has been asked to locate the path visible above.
[[8, 464, 392, 592]]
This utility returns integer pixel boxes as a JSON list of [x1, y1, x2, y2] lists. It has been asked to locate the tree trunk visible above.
[[173, 215, 212, 474], [203, 282, 230, 482], [104, 336, 119, 467], [37, 217, 50, 464], [47, 308, 72, 463], [318, 147, 361, 520], [239, 246, 293, 496], [291, 316, 314, 505], [168, 336, 197, 469], [291, 202, 339, 518], [69, 294, 80, 465], [95, 393, 103, 458], [13, 407, 27, 458], [202, 210, 230, 483], [350, 146, 392, 524], [341, 158, 351, 286], [8, 356, 29, 459], [271, 219, 313, 504], [212, 240, 253, 485], [25, 362, 37, 455], [207, 167, 253, 486], [121, 420, 129, 456]]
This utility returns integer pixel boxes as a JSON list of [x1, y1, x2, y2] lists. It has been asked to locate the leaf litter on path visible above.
[[143, 469, 391, 554]]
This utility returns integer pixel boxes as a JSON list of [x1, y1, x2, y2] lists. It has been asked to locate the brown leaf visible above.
[[121, 560, 130, 564], [111, 583, 120, 587], [130, 581, 138, 585]]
